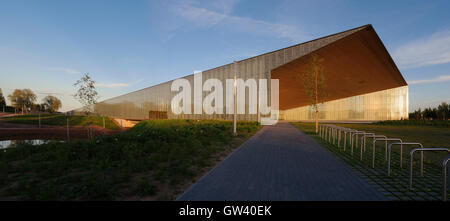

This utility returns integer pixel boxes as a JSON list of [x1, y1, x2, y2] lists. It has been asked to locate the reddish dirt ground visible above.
[[0, 125, 121, 140], [0, 114, 123, 140]]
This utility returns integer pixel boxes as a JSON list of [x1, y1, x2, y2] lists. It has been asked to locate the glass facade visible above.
[[280, 86, 408, 121]]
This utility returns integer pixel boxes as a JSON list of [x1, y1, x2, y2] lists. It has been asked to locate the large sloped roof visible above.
[[82, 24, 407, 119], [271, 24, 407, 110]]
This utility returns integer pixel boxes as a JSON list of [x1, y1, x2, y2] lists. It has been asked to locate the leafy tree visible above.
[[0, 88, 6, 108], [21, 89, 37, 113], [42, 95, 62, 113], [34, 103, 46, 112], [423, 107, 438, 120], [409, 103, 450, 121], [302, 54, 328, 133], [437, 102, 449, 121], [8, 89, 25, 113], [73, 73, 99, 116]]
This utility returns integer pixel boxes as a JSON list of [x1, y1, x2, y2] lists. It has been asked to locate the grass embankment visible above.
[[0, 119, 261, 200], [2, 114, 119, 130], [333, 123, 450, 149], [375, 119, 449, 128], [292, 122, 450, 201]]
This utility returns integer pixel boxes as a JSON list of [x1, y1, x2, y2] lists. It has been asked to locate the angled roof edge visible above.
[[273, 24, 407, 87], [204, 24, 371, 72], [365, 25, 407, 86], [237, 24, 372, 64], [92, 24, 383, 104]]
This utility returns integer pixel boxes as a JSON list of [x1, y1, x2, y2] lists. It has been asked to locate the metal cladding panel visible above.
[[76, 25, 408, 121]]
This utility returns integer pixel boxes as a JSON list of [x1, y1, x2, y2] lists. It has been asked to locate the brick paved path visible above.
[[177, 122, 386, 201]]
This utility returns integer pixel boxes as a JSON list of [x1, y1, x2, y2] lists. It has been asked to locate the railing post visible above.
[[410, 148, 450, 191], [443, 157, 449, 201], [372, 140, 376, 168], [343, 131, 347, 151]]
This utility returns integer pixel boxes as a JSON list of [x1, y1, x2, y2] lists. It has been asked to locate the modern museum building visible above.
[[76, 24, 409, 122]]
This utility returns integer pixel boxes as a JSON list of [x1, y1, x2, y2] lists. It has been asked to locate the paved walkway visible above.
[[177, 122, 386, 201]]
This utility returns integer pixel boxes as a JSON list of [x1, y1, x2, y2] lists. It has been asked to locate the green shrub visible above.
[[0, 119, 261, 200], [135, 178, 157, 196]]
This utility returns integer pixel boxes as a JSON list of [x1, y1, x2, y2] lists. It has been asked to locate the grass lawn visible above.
[[1, 113, 120, 130], [292, 122, 450, 201], [0, 119, 261, 200], [332, 123, 450, 148], [375, 120, 449, 128]]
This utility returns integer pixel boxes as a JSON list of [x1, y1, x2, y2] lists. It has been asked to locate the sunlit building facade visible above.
[[77, 24, 408, 122]]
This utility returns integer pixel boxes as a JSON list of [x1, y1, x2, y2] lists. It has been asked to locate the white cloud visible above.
[[169, 1, 307, 42], [393, 30, 450, 69], [408, 75, 450, 85]]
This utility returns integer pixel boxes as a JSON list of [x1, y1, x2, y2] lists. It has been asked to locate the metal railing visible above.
[[358, 133, 375, 160], [342, 129, 357, 151], [387, 142, 423, 176], [351, 132, 375, 156], [359, 134, 385, 160], [372, 138, 402, 168], [338, 128, 354, 149], [443, 156, 450, 201], [318, 124, 450, 201], [409, 148, 450, 190], [361, 134, 384, 152]]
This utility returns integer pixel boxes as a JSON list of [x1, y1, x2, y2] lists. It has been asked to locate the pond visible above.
[[0, 139, 56, 149]]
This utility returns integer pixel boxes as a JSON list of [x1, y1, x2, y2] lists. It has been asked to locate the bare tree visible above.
[[73, 73, 99, 140], [73, 73, 98, 116], [302, 54, 328, 133], [42, 95, 62, 113]]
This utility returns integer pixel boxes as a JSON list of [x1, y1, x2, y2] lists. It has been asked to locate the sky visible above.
[[0, 0, 449, 112]]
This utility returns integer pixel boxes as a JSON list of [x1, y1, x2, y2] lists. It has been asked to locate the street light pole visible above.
[[233, 61, 237, 136]]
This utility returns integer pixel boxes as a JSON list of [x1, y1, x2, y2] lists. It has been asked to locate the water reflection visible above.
[[0, 140, 54, 149]]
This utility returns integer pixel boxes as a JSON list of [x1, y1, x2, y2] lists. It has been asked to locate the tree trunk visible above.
[[315, 67, 319, 134], [315, 110, 319, 134]]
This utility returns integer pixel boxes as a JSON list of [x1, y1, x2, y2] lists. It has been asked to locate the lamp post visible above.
[[233, 61, 237, 136]]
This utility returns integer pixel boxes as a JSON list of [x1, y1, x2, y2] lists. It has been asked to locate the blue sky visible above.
[[0, 0, 449, 112]]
